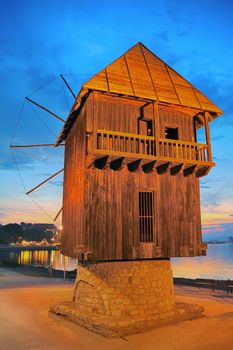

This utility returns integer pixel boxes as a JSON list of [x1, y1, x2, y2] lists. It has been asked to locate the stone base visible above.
[[50, 300, 204, 338], [50, 260, 204, 337]]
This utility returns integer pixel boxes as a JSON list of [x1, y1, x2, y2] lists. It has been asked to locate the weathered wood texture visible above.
[[62, 93, 203, 260], [62, 94, 93, 257], [84, 43, 222, 115]]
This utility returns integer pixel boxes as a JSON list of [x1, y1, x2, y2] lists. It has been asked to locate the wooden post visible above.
[[153, 101, 159, 156], [93, 93, 97, 151], [204, 111, 212, 162]]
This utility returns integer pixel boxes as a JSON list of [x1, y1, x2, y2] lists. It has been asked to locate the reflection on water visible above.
[[1, 249, 77, 271], [0, 244, 232, 279], [171, 243, 233, 280], [17, 250, 49, 266]]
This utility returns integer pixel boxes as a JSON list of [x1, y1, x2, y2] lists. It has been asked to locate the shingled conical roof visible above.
[[83, 42, 222, 114], [56, 42, 222, 144]]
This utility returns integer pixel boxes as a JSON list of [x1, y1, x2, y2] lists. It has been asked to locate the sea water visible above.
[[0, 243, 232, 280]]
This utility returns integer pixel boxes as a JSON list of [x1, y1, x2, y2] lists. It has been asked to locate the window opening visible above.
[[165, 127, 179, 140], [139, 191, 154, 242]]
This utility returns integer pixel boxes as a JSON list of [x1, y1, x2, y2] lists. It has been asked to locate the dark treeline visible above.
[[0, 223, 55, 244]]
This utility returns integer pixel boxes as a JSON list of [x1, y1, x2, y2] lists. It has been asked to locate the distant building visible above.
[[20, 222, 56, 233]]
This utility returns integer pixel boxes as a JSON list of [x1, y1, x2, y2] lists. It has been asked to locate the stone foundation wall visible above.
[[73, 260, 175, 319]]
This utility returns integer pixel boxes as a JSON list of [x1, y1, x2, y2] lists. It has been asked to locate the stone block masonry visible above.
[[50, 260, 204, 337]]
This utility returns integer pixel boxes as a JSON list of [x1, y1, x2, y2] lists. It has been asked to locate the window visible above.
[[139, 191, 154, 242], [165, 127, 179, 140]]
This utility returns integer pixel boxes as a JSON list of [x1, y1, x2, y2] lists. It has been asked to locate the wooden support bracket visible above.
[[183, 165, 197, 177], [94, 156, 109, 169], [156, 162, 170, 175], [170, 163, 183, 176], [196, 165, 211, 178], [127, 159, 142, 172], [142, 160, 157, 173], [110, 157, 125, 171]]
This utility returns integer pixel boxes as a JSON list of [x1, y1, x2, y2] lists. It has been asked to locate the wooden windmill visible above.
[[55, 42, 222, 262], [13, 43, 223, 336]]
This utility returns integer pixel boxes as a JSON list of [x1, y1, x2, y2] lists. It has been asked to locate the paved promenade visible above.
[[0, 267, 233, 350]]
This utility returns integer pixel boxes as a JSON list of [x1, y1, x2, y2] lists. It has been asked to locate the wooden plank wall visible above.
[[84, 163, 202, 260], [157, 105, 195, 141], [95, 93, 143, 134], [62, 92, 202, 259], [157, 174, 202, 257], [62, 95, 93, 257], [83, 93, 202, 260]]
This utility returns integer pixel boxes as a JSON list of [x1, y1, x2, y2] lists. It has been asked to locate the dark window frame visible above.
[[165, 126, 179, 140], [138, 190, 155, 243], [138, 117, 154, 136]]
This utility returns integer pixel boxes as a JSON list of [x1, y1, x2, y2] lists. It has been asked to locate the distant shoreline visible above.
[[0, 245, 60, 252], [204, 241, 233, 244], [0, 241, 232, 252]]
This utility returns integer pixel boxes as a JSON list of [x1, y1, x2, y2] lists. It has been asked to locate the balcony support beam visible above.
[[170, 163, 184, 176], [127, 159, 142, 172], [183, 165, 196, 177], [142, 160, 157, 173], [196, 165, 211, 178], [110, 157, 125, 171], [94, 156, 109, 169], [204, 111, 212, 162], [156, 162, 170, 175]]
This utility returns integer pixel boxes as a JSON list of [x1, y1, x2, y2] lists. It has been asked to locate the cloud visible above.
[[49, 180, 63, 187], [202, 222, 233, 240], [200, 183, 211, 189], [212, 157, 227, 162], [165, 0, 193, 25], [211, 135, 226, 141], [0, 151, 36, 171]]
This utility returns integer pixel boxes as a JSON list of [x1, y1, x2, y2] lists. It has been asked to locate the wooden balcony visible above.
[[87, 129, 214, 177]]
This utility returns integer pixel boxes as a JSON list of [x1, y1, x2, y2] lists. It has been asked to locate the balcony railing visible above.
[[95, 129, 210, 164]]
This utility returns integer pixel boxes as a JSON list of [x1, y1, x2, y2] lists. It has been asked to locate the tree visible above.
[[0, 224, 23, 244]]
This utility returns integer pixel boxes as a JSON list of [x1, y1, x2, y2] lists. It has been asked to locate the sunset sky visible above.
[[0, 0, 233, 239]]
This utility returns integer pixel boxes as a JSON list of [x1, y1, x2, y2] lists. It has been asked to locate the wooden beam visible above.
[[139, 102, 152, 119], [110, 157, 125, 171], [183, 165, 196, 177], [123, 54, 136, 96], [10, 143, 65, 148], [204, 111, 212, 162], [139, 44, 159, 101], [156, 162, 170, 175], [153, 101, 159, 142], [25, 97, 66, 123], [60, 74, 77, 100], [94, 156, 109, 169], [54, 207, 63, 221], [127, 159, 141, 172], [142, 160, 156, 173], [26, 168, 64, 195], [196, 165, 211, 178], [194, 112, 205, 126], [170, 163, 183, 176]]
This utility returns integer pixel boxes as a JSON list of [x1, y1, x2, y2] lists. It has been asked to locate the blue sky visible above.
[[0, 0, 233, 238]]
